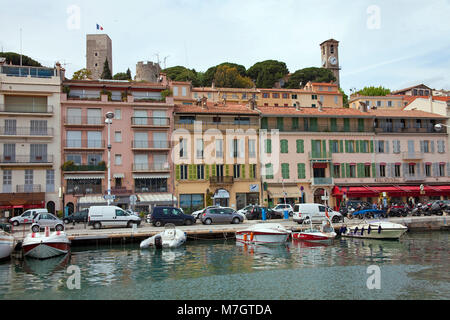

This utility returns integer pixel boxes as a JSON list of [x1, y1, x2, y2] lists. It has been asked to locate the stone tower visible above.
[[86, 34, 112, 80], [135, 61, 162, 82], [320, 39, 340, 87]]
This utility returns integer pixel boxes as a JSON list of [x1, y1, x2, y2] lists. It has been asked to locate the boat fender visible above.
[[354, 227, 358, 234], [378, 225, 382, 234], [342, 226, 347, 234], [367, 226, 371, 234], [243, 233, 248, 242], [361, 227, 365, 236], [250, 232, 254, 242], [154, 235, 163, 249], [31, 233, 35, 238]]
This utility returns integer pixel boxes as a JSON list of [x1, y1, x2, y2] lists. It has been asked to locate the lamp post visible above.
[[434, 123, 449, 131], [105, 111, 114, 205]]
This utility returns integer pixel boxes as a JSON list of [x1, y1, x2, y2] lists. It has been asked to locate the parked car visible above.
[[149, 206, 195, 227], [293, 203, 343, 224], [245, 206, 281, 220], [31, 213, 65, 233], [125, 209, 140, 217], [191, 206, 218, 220], [63, 209, 88, 224], [88, 206, 141, 229], [236, 205, 255, 217], [272, 204, 294, 217], [9, 208, 48, 226], [200, 207, 243, 225]]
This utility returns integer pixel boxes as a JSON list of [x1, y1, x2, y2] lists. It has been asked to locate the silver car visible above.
[[9, 209, 48, 226], [200, 207, 243, 225], [31, 213, 65, 232]]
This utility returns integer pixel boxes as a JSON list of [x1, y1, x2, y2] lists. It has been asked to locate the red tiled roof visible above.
[[367, 109, 447, 118]]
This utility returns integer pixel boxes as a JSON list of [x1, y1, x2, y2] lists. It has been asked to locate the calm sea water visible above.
[[0, 231, 448, 300]]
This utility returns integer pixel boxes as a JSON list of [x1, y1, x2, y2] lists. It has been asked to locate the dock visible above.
[[10, 215, 449, 247]]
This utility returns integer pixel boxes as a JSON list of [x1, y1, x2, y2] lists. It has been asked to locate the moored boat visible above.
[[292, 218, 336, 243], [22, 227, 71, 259], [340, 220, 407, 240], [140, 224, 187, 249], [236, 223, 291, 244], [0, 230, 14, 260]]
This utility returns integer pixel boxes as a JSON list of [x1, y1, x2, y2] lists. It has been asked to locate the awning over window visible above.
[[268, 186, 301, 198], [64, 174, 105, 180], [137, 193, 176, 203], [113, 173, 125, 178], [132, 174, 170, 179], [332, 185, 450, 197], [78, 196, 107, 204]]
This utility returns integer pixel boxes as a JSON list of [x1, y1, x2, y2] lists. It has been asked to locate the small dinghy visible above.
[[292, 217, 336, 243], [22, 227, 71, 259], [140, 224, 187, 249]]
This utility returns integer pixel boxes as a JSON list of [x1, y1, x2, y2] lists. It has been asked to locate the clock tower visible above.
[[320, 39, 340, 87]]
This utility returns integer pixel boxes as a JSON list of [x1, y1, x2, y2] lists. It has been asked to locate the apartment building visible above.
[[0, 62, 63, 217], [349, 95, 405, 110], [61, 79, 174, 213]]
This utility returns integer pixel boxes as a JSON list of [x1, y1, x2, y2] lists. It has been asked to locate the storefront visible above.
[[0, 192, 45, 218], [266, 184, 301, 207], [236, 192, 260, 210]]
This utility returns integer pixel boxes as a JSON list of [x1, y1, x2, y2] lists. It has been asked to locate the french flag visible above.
[[96, 24, 104, 30]]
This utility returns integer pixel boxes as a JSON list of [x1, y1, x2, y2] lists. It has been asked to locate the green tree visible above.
[[246, 60, 289, 88], [101, 58, 112, 79], [203, 62, 247, 86], [126, 68, 132, 80], [285, 67, 336, 88], [339, 88, 349, 108], [0, 52, 42, 67], [213, 65, 253, 88], [163, 66, 200, 86], [72, 68, 92, 80], [356, 86, 391, 96], [113, 71, 132, 80]]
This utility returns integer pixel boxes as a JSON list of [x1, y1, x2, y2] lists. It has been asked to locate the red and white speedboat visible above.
[[22, 227, 71, 259], [236, 223, 291, 244], [292, 218, 336, 243]]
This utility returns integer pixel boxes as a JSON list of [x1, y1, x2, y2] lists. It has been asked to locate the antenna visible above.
[[154, 53, 160, 65], [20, 27, 22, 66], [163, 55, 169, 69]]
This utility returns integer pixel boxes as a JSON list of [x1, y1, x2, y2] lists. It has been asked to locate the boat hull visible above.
[[292, 232, 336, 242], [341, 228, 407, 240], [236, 231, 290, 244], [140, 229, 187, 249], [23, 242, 70, 259], [0, 236, 14, 260]]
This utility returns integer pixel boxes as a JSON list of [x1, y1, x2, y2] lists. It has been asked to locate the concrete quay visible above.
[[10, 215, 449, 247]]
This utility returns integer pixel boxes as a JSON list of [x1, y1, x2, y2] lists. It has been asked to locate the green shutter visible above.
[[341, 163, 345, 178], [265, 139, 272, 153], [357, 163, 363, 177], [329, 140, 333, 154], [205, 164, 210, 180], [358, 119, 364, 132], [339, 140, 344, 153], [212, 164, 216, 176], [310, 118, 318, 132], [370, 140, 374, 153], [372, 163, 376, 177], [282, 163, 289, 179], [296, 139, 304, 153], [188, 164, 194, 180], [345, 140, 349, 153], [330, 118, 337, 132], [322, 140, 326, 156], [281, 139, 288, 153], [241, 164, 246, 179], [297, 163, 306, 179], [261, 118, 268, 129], [346, 163, 351, 178], [266, 163, 273, 179], [277, 117, 284, 131], [292, 118, 299, 130], [356, 140, 360, 153], [175, 165, 180, 180], [344, 118, 350, 131], [225, 164, 230, 176]]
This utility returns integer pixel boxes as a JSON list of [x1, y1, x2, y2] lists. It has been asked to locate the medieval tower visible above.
[[320, 39, 340, 87], [86, 34, 113, 80], [135, 61, 162, 82]]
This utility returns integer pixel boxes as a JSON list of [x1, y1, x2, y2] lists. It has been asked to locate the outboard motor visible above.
[[154, 235, 163, 249]]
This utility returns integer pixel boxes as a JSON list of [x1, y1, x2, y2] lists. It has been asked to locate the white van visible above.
[[9, 208, 48, 226], [88, 206, 141, 229], [293, 203, 342, 224]]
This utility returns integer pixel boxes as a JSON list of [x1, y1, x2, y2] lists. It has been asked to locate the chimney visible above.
[[318, 100, 323, 112], [295, 101, 300, 111], [429, 95, 434, 114], [359, 101, 367, 112], [201, 96, 207, 109]]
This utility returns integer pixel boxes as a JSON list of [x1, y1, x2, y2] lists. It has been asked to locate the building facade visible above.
[[0, 62, 63, 217]]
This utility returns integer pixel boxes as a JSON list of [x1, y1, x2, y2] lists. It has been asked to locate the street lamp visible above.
[[434, 123, 449, 131], [105, 111, 114, 205]]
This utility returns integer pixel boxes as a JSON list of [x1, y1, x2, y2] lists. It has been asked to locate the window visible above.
[[25, 169, 33, 191], [439, 163, 445, 177], [173, 86, 178, 96], [153, 110, 167, 126], [66, 131, 81, 148], [115, 131, 122, 142], [30, 144, 47, 162], [312, 94, 317, 100], [30, 120, 47, 135], [281, 163, 290, 179], [66, 154, 81, 165], [349, 164, 356, 178], [282, 93, 289, 99], [331, 140, 339, 153], [364, 164, 371, 178], [134, 132, 148, 148], [263, 93, 269, 98], [196, 139, 204, 159], [361, 140, 369, 153], [233, 164, 241, 179], [387, 101, 392, 107], [425, 164, 431, 177], [115, 109, 121, 119], [216, 164, 224, 177], [3, 170, 12, 193], [179, 138, 187, 158], [272, 93, 279, 99], [87, 109, 102, 124], [87, 131, 102, 148], [250, 164, 257, 179], [180, 165, 188, 180], [377, 141, 385, 153], [87, 154, 102, 165], [393, 140, 401, 153], [422, 141, 430, 153], [181, 87, 187, 96], [197, 165, 205, 180], [265, 163, 274, 179], [377, 101, 382, 107], [212, 116, 221, 123], [437, 141, 445, 153], [380, 164, 386, 177], [179, 194, 204, 214], [292, 94, 297, 99], [395, 164, 401, 177], [216, 139, 223, 158], [347, 140, 355, 153], [178, 116, 195, 124], [46, 169, 55, 192], [115, 154, 122, 165], [334, 96, 338, 104], [333, 164, 340, 178], [280, 140, 288, 153], [408, 164, 415, 175], [248, 139, 256, 158], [4, 119, 16, 135]]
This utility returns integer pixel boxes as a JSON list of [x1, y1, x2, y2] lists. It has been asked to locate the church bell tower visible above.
[[320, 39, 340, 87]]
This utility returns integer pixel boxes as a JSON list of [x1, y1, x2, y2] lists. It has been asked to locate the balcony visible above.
[[0, 127, 54, 138], [402, 152, 424, 160], [312, 177, 334, 186], [0, 65, 57, 78], [67, 93, 101, 101], [309, 151, 332, 161], [0, 154, 54, 166], [132, 140, 171, 149], [131, 117, 170, 127], [0, 104, 53, 115], [374, 126, 443, 134], [175, 120, 259, 131], [64, 140, 105, 149], [262, 124, 373, 133], [132, 162, 170, 172], [209, 176, 234, 185], [62, 163, 106, 172], [64, 116, 105, 127], [66, 185, 102, 195], [16, 184, 42, 193], [404, 174, 425, 182]]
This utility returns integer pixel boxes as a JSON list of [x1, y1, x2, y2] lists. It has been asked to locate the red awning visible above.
[[313, 163, 328, 169], [333, 185, 450, 197]]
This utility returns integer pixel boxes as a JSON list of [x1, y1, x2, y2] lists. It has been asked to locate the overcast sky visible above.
[[1, 0, 449, 93]]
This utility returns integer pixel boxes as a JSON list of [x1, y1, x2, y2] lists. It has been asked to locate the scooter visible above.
[[411, 203, 423, 216]]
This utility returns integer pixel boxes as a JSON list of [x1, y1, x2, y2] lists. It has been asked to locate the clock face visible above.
[[329, 56, 337, 65]]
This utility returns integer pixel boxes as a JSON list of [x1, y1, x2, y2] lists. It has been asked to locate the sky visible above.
[[1, 0, 449, 94]]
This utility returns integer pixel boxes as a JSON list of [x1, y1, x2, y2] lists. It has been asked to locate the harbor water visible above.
[[0, 231, 449, 300]]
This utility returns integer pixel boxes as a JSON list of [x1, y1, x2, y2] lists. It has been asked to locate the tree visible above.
[[356, 86, 391, 96], [0, 52, 42, 67], [285, 67, 336, 89], [100, 58, 112, 79], [202, 62, 247, 86], [246, 60, 289, 88], [339, 88, 349, 108], [72, 68, 92, 80], [163, 66, 200, 86], [126, 68, 132, 80], [213, 65, 254, 88], [113, 71, 131, 80]]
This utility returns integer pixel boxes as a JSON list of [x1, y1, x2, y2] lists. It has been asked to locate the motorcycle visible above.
[[428, 201, 444, 216], [410, 203, 423, 216]]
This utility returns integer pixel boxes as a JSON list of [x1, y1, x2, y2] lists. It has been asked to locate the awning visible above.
[[333, 185, 450, 197], [113, 173, 125, 178], [132, 173, 170, 179], [64, 174, 105, 180], [78, 195, 107, 204], [137, 193, 176, 203], [268, 186, 301, 198], [313, 163, 328, 168]]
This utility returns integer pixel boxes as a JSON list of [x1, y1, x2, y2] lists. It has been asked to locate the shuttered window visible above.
[[280, 140, 289, 153], [296, 140, 304, 153], [281, 163, 290, 179], [297, 163, 306, 179]]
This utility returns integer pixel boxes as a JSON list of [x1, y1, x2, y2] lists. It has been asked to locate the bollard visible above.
[[261, 208, 266, 221], [284, 210, 289, 220]]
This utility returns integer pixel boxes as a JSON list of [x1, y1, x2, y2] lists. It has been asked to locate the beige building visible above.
[[349, 95, 405, 110], [0, 61, 63, 217], [86, 34, 113, 80]]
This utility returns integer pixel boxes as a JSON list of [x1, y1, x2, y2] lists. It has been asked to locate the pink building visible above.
[[61, 80, 174, 213]]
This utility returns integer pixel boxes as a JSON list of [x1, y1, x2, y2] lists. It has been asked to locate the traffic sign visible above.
[[130, 194, 137, 205], [103, 194, 115, 200]]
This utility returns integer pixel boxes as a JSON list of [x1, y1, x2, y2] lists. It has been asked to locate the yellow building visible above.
[[349, 94, 405, 110]]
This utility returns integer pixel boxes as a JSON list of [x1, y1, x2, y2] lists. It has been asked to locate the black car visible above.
[[150, 206, 195, 227], [63, 209, 88, 224], [245, 206, 281, 220]]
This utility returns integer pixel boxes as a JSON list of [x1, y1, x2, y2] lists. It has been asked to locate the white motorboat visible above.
[[0, 230, 14, 260], [292, 218, 336, 243], [140, 224, 187, 249], [236, 223, 291, 244], [340, 220, 407, 240], [22, 227, 71, 259]]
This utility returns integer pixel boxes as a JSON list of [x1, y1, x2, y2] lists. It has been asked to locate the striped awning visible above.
[[113, 173, 125, 178], [137, 193, 176, 203], [78, 195, 107, 204], [64, 174, 105, 180], [267, 186, 301, 198], [132, 173, 170, 179]]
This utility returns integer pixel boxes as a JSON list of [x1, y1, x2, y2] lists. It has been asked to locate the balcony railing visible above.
[[0, 127, 54, 136], [66, 185, 102, 195], [375, 126, 442, 134], [404, 174, 426, 182], [67, 93, 101, 100], [16, 184, 42, 193], [64, 140, 105, 149], [132, 140, 170, 149], [262, 124, 372, 133], [0, 154, 54, 164], [64, 116, 104, 126], [0, 104, 53, 114], [132, 162, 170, 172], [309, 151, 332, 160], [63, 164, 106, 171], [402, 152, 424, 160], [131, 117, 170, 126], [312, 177, 334, 186], [209, 176, 234, 185], [0, 65, 56, 78], [175, 121, 259, 130]]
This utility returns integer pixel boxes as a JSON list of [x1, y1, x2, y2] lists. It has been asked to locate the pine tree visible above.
[[101, 58, 112, 79], [126, 68, 132, 80]]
